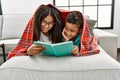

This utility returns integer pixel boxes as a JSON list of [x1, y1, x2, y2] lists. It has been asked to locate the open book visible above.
[[34, 41, 74, 56]]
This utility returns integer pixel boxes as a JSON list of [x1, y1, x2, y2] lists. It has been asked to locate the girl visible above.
[[8, 4, 64, 59]]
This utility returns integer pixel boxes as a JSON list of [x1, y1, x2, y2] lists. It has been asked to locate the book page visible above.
[[41, 44, 55, 55], [53, 41, 74, 56]]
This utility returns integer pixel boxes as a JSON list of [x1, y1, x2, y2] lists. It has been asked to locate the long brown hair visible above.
[[33, 4, 64, 43]]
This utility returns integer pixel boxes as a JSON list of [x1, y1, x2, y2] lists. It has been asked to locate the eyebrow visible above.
[[43, 20, 54, 23]]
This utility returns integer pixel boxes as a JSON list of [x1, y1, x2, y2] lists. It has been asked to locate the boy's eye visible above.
[[70, 30, 76, 32]]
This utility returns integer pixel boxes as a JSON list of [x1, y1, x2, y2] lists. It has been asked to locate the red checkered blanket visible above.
[[8, 4, 99, 59]]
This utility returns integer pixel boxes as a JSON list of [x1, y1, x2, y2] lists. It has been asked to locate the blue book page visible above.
[[41, 44, 55, 55], [53, 41, 74, 56]]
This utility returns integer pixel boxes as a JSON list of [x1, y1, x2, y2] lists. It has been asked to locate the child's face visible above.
[[41, 15, 54, 35], [63, 22, 80, 40]]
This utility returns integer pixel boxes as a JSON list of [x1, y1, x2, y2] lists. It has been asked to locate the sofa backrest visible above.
[[1, 14, 32, 39]]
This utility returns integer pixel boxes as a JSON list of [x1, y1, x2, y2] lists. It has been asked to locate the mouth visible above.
[[66, 35, 72, 40], [42, 28, 49, 32]]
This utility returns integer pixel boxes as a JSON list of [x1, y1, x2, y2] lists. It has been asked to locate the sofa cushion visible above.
[[1, 14, 32, 39]]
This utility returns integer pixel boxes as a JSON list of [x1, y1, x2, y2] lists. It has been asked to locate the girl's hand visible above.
[[27, 44, 45, 56], [62, 28, 69, 41], [71, 45, 79, 55]]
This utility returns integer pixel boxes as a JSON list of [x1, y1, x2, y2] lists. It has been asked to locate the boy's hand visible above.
[[27, 44, 45, 56], [71, 45, 79, 55], [62, 28, 69, 41]]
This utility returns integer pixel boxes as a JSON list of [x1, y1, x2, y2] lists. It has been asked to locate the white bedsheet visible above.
[[0, 46, 120, 80]]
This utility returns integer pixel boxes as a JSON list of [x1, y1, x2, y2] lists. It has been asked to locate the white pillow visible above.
[[85, 15, 97, 35], [86, 19, 97, 35], [1, 14, 32, 39]]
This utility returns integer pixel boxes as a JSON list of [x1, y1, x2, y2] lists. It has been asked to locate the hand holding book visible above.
[[27, 43, 45, 56]]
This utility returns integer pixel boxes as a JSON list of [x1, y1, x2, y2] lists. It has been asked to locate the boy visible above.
[[62, 11, 83, 55]]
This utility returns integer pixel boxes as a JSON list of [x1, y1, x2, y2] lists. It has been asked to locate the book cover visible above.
[[34, 41, 74, 56]]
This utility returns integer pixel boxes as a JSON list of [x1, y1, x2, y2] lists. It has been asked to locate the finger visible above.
[[32, 51, 41, 54], [62, 31, 66, 37], [34, 44, 43, 48], [62, 33, 69, 41], [33, 47, 45, 51]]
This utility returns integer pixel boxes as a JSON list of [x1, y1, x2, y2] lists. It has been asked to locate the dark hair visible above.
[[66, 11, 83, 29], [33, 5, 63, 43]]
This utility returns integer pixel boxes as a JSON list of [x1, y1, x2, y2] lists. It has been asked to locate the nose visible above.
[[44, 24, 49, 28]]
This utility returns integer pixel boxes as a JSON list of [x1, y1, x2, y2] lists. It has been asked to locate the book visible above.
[[34, 41, 74, 56]]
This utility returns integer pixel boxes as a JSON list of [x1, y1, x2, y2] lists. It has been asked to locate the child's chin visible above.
[[43, 30, 48, 33]]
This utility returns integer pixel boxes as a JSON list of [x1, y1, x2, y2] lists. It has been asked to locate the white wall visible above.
[[1, 0, 53, 14], [105, 0, 120, 48]]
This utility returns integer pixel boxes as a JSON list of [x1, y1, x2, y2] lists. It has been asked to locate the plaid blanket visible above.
[[8, 4, 99, 59]]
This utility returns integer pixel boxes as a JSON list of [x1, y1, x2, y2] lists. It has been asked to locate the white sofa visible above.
[[93, 29, 118, 59], [0, 43, 120, 80], [0, 14, 118, 60], [0, 14, 31, 55]]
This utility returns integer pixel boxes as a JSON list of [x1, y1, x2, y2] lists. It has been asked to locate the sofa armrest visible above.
[[93, 29, 118, 60]]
